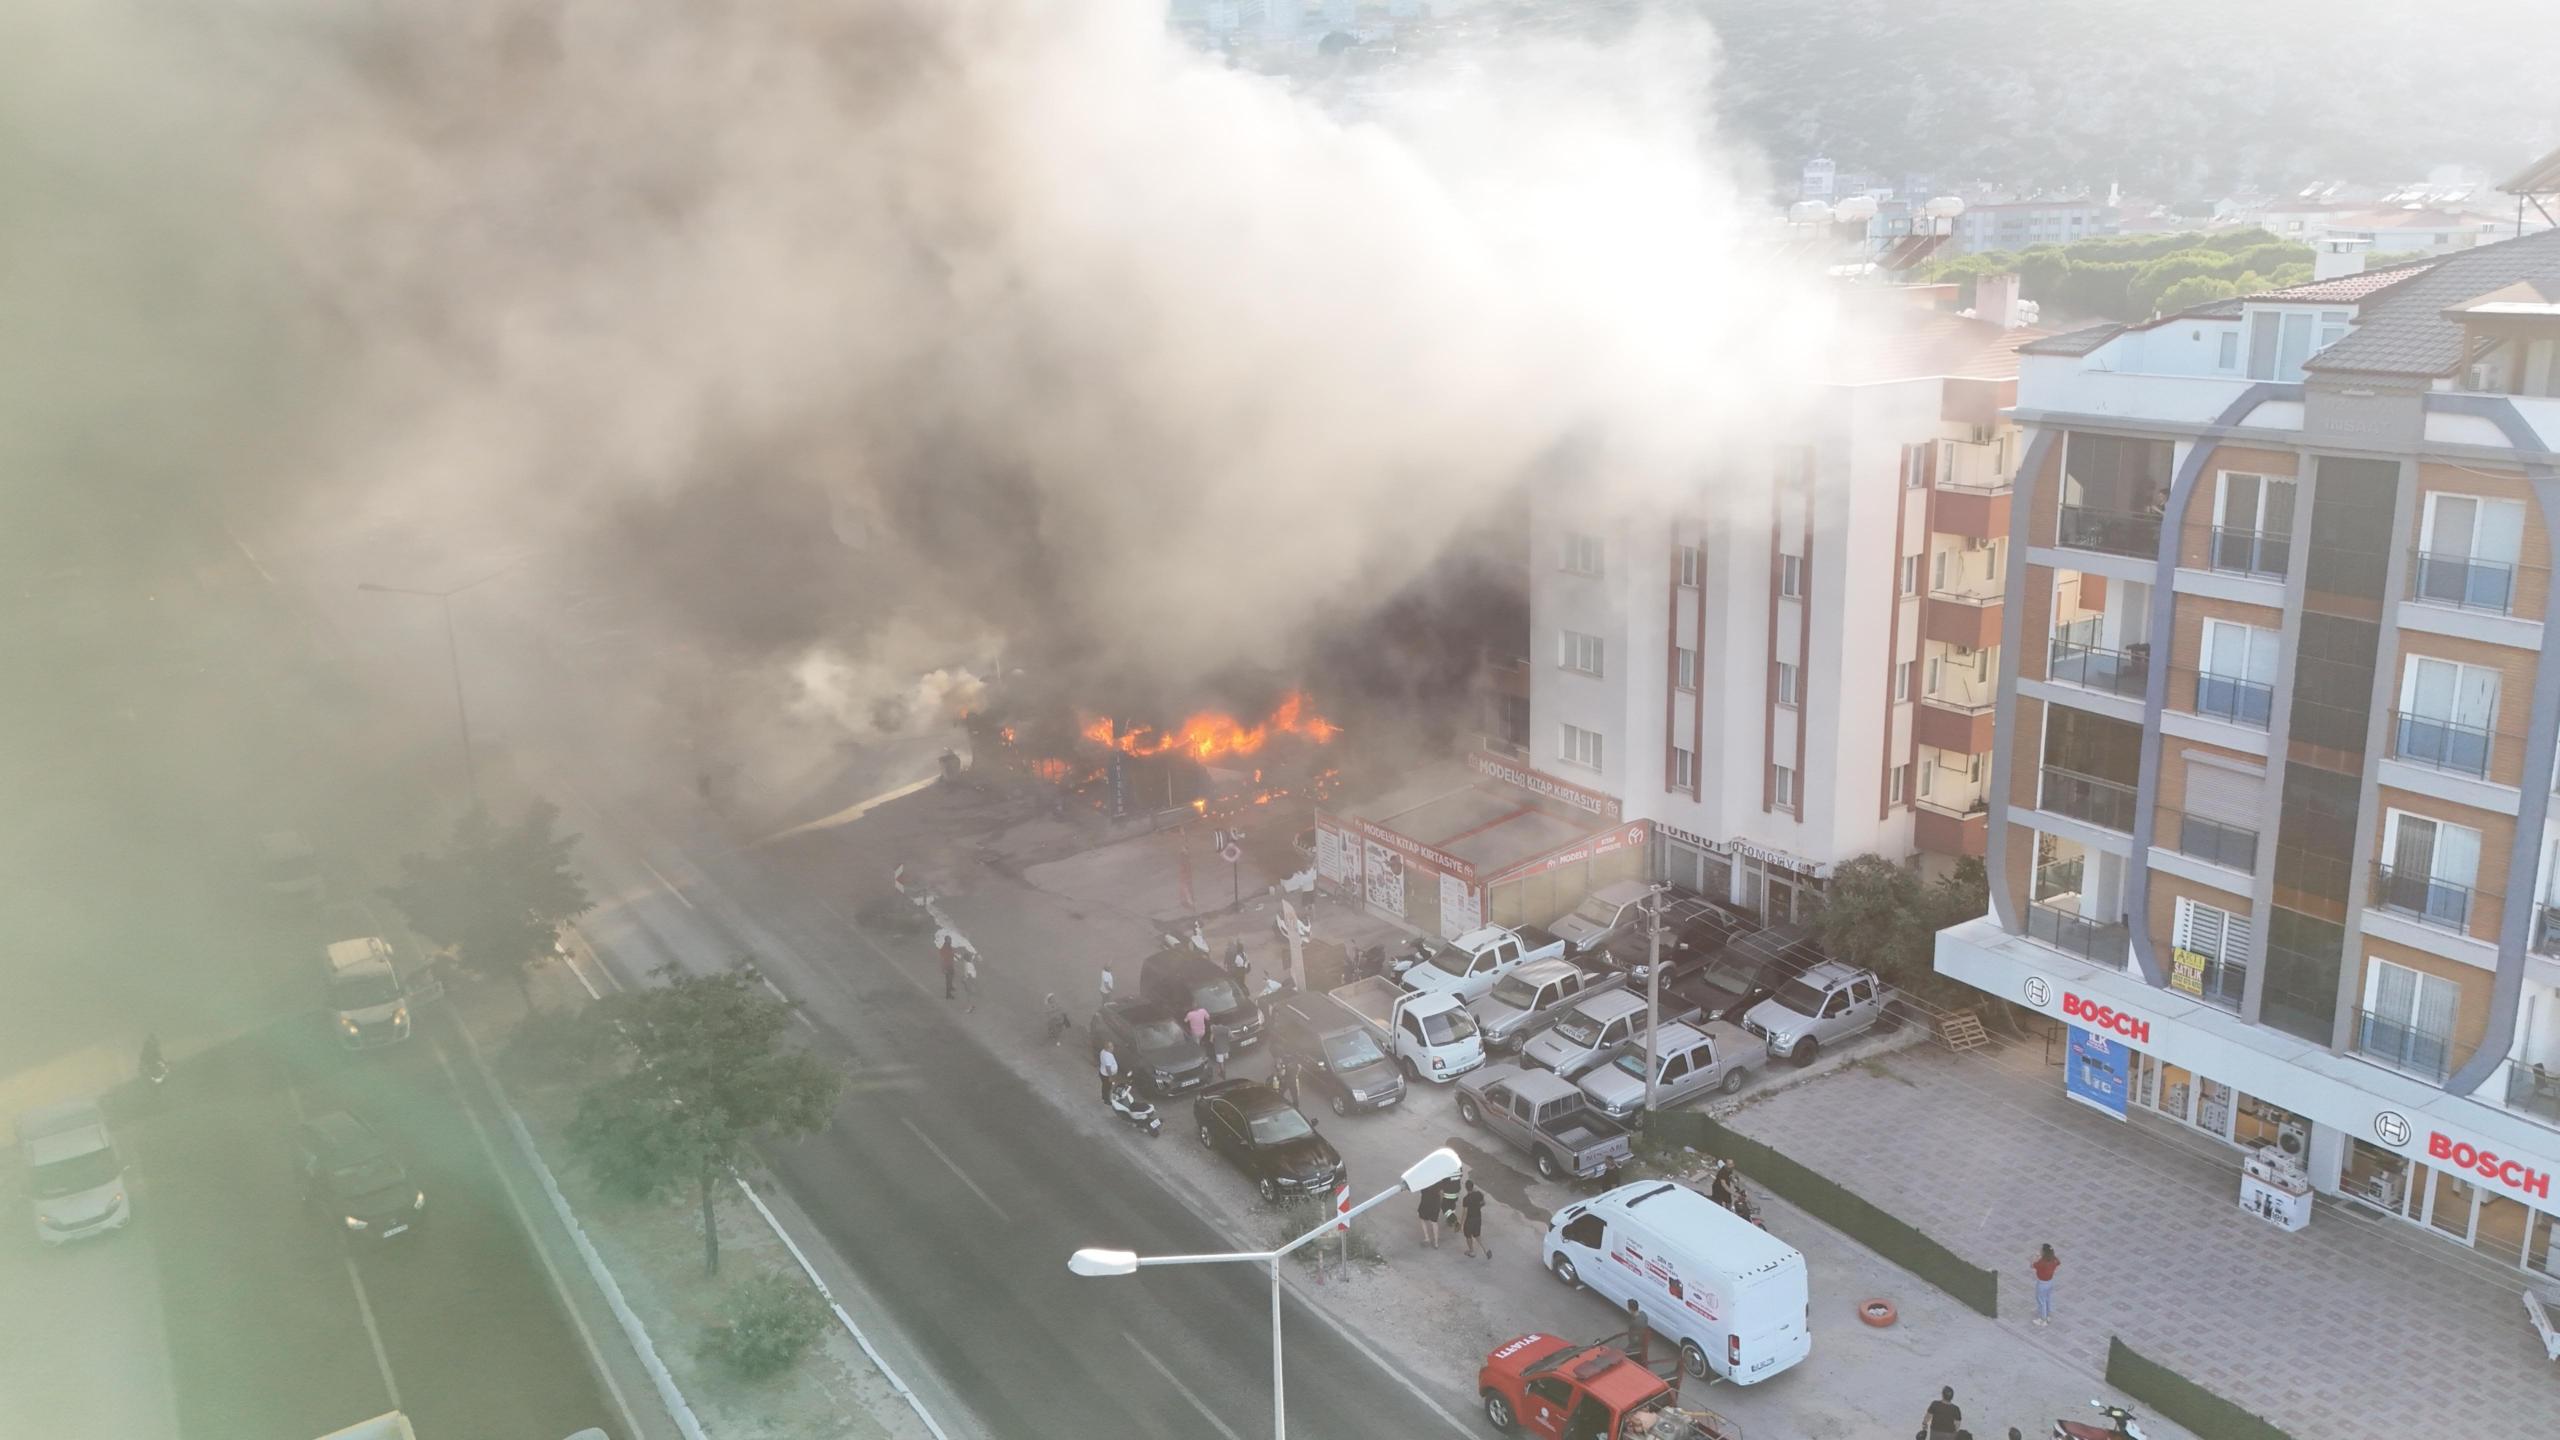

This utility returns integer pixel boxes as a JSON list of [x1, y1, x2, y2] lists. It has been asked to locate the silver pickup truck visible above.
[[1452, 1064, 1634, 1182], [1468, 958, 1625, 1053]]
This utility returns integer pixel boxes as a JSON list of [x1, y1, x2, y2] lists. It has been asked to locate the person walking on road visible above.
[[1921, 1386, 1962, 1439], [2029, 1243, 2061, 1325], [938, 935, 958, 999], [1183, 1002, 1213, 1063], [1417, 1177, 1444, 1248], [1099, 963, 1115, 1001], [961, 951, 981, 1011], [1460, 1177, 1488, 1258], [1097, 1043, 1119, 1103], [1623, 1299, 1649, 1367]]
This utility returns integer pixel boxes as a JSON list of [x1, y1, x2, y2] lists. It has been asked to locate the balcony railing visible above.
[[2536, 905, 2560, 958], [2206, 527, 2291, 579], [2407, 548, 2518, 615], [2167, 809, 2259, 873], [2039, 765, 2138, 831], [1928, 586, 2005, 607], [2355, 1007, 2456, 1084], [2178, 954, 2247, 1012], [2186, 668, 2274, 729], [2057, 504, 2164, 560], [2047, 639, 2150, 699], [2026, 901, 2130, 968], [2370, 862, 2482, 933], [2505, 1060, 2560, 1126], [2390, 710, 2496, 780]]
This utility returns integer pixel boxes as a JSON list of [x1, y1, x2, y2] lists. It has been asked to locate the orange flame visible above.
[[1081, 691, 1340, 763]]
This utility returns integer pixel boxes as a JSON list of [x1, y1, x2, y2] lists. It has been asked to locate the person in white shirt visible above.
[[1097, 1043, 1118, 1102], [1099, 964, 1116, 1000]]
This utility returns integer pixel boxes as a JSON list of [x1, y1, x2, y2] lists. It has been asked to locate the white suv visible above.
[[18, 1098, 130, 1245], [1741, 962, 1884, 1066]]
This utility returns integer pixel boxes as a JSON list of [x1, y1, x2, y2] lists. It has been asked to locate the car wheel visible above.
[[1257, 1177, 1280, 1204], [1550, 1254, 1580, 1288], [1456, 1094, 1482, 1126], [1791, 1038, 1821, 1068], [1197, 1124, 1215, 1149], [1681, 1340, 1710, 1379], [1400, 1057, 1421, 1082], [1483, 1390, 1517, 1432], [1721, 1067, 1747, 1095], [1534, 1148, 1559, 1181], [1328, 1092, 1350, 1117]]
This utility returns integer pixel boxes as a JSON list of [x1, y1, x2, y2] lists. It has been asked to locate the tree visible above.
[[1812, 854, 1924, 983], [568, 963, 841, 1277], [384, 800, 591, 1012]]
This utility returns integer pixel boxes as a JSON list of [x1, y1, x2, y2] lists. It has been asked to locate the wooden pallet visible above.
[[1937, 1009, 1991, 1053]]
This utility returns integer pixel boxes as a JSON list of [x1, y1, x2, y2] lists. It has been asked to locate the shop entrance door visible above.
[[2423, 1166, 2478, 1241], [1767, 878, 1795, 927]]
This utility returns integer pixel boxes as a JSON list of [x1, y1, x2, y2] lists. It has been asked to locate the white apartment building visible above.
[[1529, 288, 2038, 924]]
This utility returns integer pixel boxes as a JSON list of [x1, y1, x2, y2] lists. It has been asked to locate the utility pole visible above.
[[1643, 881, 1666, 1115], [356, 560, 520, 802]]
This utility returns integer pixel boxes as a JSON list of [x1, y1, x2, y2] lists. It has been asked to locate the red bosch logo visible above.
[[2426, 1133, 2552, 1199], [2061, 992, 2150, 1044]]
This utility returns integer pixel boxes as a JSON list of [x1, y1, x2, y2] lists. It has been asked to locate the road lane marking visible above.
[[897, 1117, 1011, 1222], [1125, 1333, 1245, 1440], [750, 970, 819, 1029], [635, 853, 698, 910], [434, 1040, 643, 1440], [342, 1257, 403, 1413]]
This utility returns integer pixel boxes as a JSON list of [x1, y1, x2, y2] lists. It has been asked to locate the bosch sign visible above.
[[2062, 992, 2150, 1044], [2427, 1132, 2552, 1200]]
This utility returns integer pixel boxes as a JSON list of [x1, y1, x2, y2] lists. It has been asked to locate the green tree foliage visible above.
[[1918, 229, 2313, 323], [568, 963, 842, 1276], [1813, 855, 1991, 995], [696, 1272, 829, 1382], [384, 800, 591, 1011]]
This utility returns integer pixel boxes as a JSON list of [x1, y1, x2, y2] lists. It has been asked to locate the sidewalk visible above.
[[1720, 1033, 2556, 1440]]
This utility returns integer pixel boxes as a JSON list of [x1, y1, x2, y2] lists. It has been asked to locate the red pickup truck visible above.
[[1476, 1334, 1738, 1440]]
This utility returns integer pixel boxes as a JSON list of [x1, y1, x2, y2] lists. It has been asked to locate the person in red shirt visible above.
[[2029, 1243, 2061, 1325]]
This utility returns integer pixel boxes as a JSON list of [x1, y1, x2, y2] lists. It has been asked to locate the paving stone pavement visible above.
[[1720, 1031, 2560, 1440]]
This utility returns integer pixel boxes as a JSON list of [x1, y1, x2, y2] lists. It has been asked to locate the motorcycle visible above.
[[1107, 1081, 1163, 1138], [1384, 937, 1436, 979], [1271, 905, 1311, 949], [1160, 919, 1209, 955], [1343, 944, 1391, 983], [2052, 1400, 2145, 1440]]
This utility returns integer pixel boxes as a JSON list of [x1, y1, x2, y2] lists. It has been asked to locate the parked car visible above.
[[1545, 1179, 1811, 1383], [1548, 880, 1657, 956], [1138, 947, 1266, 1049], [1332, 976, 1485, 1083], [296, 1112, 426, 1242], [1685, 947, 1778, 1025], [1574, 1020, 1765, 1120], [1476, 1333, 1683, 1440], [1395, 924, 1565, 1004], [1740, 961, 1885, 1066], [1089, 999, 1215, 1099], [17, 1098, 129, 1246], [1268, 994, 1406, 1115], [1469, 958, 1624, 1053], [1453, 1064, 1634, 1181], [1521, 989, 1653, 1080], [1599, 895, 1746, 983], [1191, 1080, 1345, 1202]]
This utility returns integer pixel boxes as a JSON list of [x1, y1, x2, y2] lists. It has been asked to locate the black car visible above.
[[296, 1112, 425, 1242], [1191, 1081, 1344, 1202], [1137, 948, 1266, 1048], [1089, 999, 1213, 1099], [1598, 896, 1743, 982], [1268, 994, 1405, 1117]]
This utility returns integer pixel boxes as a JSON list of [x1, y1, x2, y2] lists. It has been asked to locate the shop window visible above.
[[2343, 1138, 2410, 1213]]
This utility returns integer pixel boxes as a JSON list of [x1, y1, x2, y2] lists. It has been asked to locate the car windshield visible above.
[[1608, 1049, 1657, 1081], [1247, 1106, 1315, 1145], [1426, 948, 1474, 977], [1418, 1007, 1478, 1044], [31, 1147, 120, 1197], [1195, 979, 1244, 1013], [332, 973, 403, 1008], [1487, 975, 1542, 1010], [1769, 978, 1828, 1017], [1550, 1010, 1604, 1046], [1321, 1030, 1386, 1069], [1128, 1018, 1186, 1049], [1570, 895, 1623, 927], [330, 1157, 408, 1195]]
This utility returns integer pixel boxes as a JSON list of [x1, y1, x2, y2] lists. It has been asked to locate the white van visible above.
[[327, 937, 411, 1049], [1542, 1179, 1809, 1385]]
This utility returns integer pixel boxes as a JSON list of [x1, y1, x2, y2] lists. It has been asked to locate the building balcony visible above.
[[2406, 548, 2525, 616], [2536, 906, 2560, 958], [1915, 698, 1996, 754], [1913, 800, 1988, 858], [2176, 667, 2274, 730], [2056, 504, 2163, 561], [2046, 638, 2150, 700], [2163, 808, 2259, 873], [1924, 591, 2004, 649], [2202, 527, 2291, 580], [2369, 862, 2488, 935], [2025, 900, 2130, 968], [2039, 765, 2138, 832], [2389, 710, 2501, 781], [1933, 486, 2009, 540], [2504, 1059, 2560, 1129], [2353, 1007, 2456, 1085]]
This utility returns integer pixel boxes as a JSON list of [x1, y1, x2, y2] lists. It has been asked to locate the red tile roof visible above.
[[2249, 261, 2436, 305]]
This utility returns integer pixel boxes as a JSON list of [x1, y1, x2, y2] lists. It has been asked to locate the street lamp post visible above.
[[1068, 1146, 1462, 1440], [1643, 882, 1666, 1114], [356, 562, 518, 798]]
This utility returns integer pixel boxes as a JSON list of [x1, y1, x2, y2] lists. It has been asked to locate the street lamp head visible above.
[[1398, 1147, 1463, 1195], [1067, 1247, 1139, 1277]]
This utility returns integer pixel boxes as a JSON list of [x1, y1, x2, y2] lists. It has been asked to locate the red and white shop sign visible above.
[[1486, 824, 1650, 887], [1467, 751, 1624, 822], [2426, 1132, 2552, 1200], [2062, 990, 2151, 1045]]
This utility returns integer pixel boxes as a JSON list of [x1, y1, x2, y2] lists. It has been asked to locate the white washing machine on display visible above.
[[2240, 1144, 2313, 1232]]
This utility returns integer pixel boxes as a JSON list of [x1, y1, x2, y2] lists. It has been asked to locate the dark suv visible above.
[[1089, 999, 1214, 1099], [1268, 994, 1405, 1116], [296, 1112, 425, 1242], [1137, 948, 1265, 1049]]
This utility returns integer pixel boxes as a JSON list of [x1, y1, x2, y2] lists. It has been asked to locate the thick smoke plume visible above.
[[19, 0, 1837, 795]]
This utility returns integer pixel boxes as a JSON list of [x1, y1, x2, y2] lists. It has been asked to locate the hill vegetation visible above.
[[1915, 230, 2316, 323]]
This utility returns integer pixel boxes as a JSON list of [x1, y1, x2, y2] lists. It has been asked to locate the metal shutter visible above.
[[2183, 758, 2265, 828]]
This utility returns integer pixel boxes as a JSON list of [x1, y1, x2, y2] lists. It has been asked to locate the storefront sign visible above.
[[2168, 947, 2208, 998], [1349, 816, 1476, 882], [2427, 1132, 2552, 1200], [1728, 838, 1829, 879], [1467, 751, 1623, 822], [1363, 839, 1407, 917], [1314, 819, 1355, 886], [2063, 990, 2151, 1044], [2065, 1026, 2131, 1120], [1440, 871, 1481, 940], [1485, 823, 1651, 886]]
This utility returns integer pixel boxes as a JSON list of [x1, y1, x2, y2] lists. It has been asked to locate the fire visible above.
[[1080, 691, 1340, 763]]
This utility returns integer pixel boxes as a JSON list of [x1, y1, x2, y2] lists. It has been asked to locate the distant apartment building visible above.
[[1950, 200, 2118, 255], [1934, 230, 2560, 1277], [1529, 289, 2038, 925]]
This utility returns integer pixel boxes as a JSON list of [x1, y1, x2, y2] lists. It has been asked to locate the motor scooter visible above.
[[1384, 937, 1435, 979], [1160, 919, 1209, 955], [1271, 905, 1312, 948], [2052, 1400, 2145, 1440], [1107, 1081, 1163, 1137]]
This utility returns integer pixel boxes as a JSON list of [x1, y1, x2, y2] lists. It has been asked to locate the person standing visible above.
[[1710, 1159, 1740, 1211], [960, 951, 981, 1011], [1623, 1299, 1649, 1367], [1184, 1002, 1213, 1064], [1921, 1386, 1962, 1439], [1097, 1042, 1119, 1103], [938, 935, 958, 999], [1460, 1178, 1488, 1259], [1416, 1177, 1444, 1248], [2029, 1243, 2061, 1325], [1099, 963, 1116, 1002]]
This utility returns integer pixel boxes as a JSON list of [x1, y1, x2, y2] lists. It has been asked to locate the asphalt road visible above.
[[563, 788, 1473, 1440]]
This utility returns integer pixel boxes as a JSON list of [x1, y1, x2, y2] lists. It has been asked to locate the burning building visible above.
[[969, 688, 1344, 821]]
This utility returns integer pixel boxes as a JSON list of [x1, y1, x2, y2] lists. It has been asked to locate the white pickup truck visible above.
[[1391, 924, 1567, 1004], [1332, 976, 1485, 1084]]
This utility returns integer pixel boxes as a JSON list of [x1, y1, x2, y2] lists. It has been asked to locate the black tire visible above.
[[1483, 1390, 1517, 1432], [1328, 1091, 1350, 1118], [1257, 1177, 1279, 1203], [1534, 1148, 1559, 1181], [1197, 1124, 1214, 1149], [1721, 1066, 1747, 1095], [1400, 1057, 1421, 1082], [1550, 1254, 1580, 1288], [1791, 1038, 1821, 1068], [1456, 1094, 1483, 1126], [1681, 1340, 1710, 1380]]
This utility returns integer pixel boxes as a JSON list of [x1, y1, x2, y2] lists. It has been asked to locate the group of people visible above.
[[1415, 1167, 1491, 1257]]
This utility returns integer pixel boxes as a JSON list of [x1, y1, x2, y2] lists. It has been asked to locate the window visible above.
[[1899, 554, 1921, 595], [1559, 630, 1605, 676], [1969, 753, 1984, 782], [1925, 655, 1943, 695], [1671, 746, 1695, 790], [1776, 662, 1799, 706], [1560, 723, 1605, 770], [1676, 544, 1701, 587], [1933, 549, 1950, 592], [2212, 471, 2296, 575], [1905, 448, 1927, 489], [2217, 331, 2239, 371], [2247, 309, 2322, 382], [1772, 764, 1797, 807], [2396, 656, 2499, 776], [1917, 758, 1936, 798], [1989, 539, 2004, 577], [2378, 810, 2480, 928], [2317, 310, 2350, 353], [1675, 647, 1699, 692], [2171, 897, 2251, 1009], [1779, 553, 1802, 597], [1896, 659, 1918, 702], [2197, 620, 2278, 726], [1889, 763, 1910, 804], [1560, 532, 1604, 576], [2360, 958, 2458, 1081], [2416, 493, 2526, 611]]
